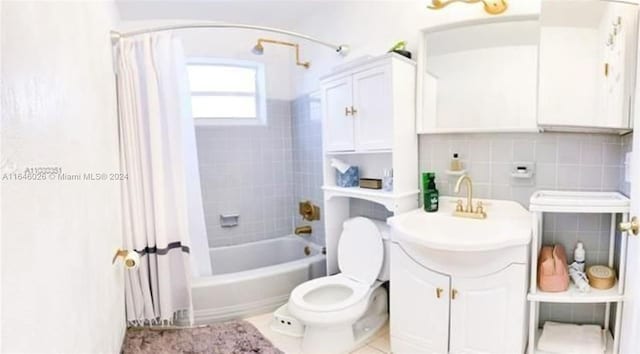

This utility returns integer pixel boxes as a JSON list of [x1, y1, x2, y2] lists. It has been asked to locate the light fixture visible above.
[[251, 38, 310, 69], [427, 0, 508, 15]]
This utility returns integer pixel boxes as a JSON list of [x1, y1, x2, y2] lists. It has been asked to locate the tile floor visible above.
[[246, 312, 391, 354]]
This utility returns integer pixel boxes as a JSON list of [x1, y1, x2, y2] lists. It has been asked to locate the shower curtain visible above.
[[116, 33, 211, 325]]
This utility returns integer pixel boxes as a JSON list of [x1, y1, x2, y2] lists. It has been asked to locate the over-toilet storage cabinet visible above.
[[528, 191, 631, 354], [323, 64, 393, 152], [390, 242, 529, 354], [320, 53, 419, 275]]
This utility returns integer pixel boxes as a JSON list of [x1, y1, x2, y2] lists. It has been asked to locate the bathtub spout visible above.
[[295, 225, 312, 236]]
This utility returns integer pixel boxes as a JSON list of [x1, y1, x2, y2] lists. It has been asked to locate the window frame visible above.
[[186, 57, 267, 126]]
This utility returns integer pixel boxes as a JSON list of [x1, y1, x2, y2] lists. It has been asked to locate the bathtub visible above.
[[192, 235, 326, 323]]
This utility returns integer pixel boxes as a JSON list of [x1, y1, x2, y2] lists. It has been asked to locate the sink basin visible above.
[[388, 196, 532, 252]]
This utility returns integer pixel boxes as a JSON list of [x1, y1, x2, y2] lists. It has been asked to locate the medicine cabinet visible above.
[[417, 0, 639, 134]]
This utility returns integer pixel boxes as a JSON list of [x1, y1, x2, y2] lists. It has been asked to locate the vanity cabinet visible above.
[[321, 54, 412, 152], [390, 243, 528, 354]]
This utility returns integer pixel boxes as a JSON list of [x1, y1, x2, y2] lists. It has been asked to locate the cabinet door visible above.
[[352, 66, 393, 151], [322, 76, 355, 152], [449, 265, 528, 354], [390, 244, 450, 354]]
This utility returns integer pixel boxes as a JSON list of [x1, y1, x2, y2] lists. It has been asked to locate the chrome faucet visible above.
[[453, 175, 486, 219]]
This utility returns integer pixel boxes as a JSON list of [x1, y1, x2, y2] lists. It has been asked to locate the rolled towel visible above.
[[538, 321, 604, 354]]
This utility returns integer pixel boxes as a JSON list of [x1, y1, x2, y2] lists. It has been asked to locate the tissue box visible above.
[[336, 166, 359, 187]]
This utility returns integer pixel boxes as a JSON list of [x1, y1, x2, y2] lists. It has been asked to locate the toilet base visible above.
[[271, 304, 305, 337], [300, 287, 388, 354]]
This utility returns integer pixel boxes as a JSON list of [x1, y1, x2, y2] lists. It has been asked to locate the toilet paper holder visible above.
[[112, 248, 140, 269]]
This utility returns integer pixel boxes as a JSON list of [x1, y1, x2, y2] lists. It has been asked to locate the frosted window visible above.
[[186, 59, 265, 124], [190, 96, 256, 118], [187, 65, 256, 93]]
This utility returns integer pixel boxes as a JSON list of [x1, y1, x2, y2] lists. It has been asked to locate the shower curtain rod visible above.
[[110, 22, 350, 55]]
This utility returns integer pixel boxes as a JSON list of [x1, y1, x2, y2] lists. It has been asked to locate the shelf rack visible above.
[[320, 54, 419, 276], [527, 191, 630, 354]]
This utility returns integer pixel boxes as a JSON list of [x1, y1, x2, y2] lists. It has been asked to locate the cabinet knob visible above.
[[436, 287, 443, 298], [451, 289, 458, 300], [350, 106, 358, 115], [344, 107, 351, 116], [620, 216, 639, 236]]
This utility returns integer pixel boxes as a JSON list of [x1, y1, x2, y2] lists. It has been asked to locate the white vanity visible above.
[[388, 197, 532, 354]]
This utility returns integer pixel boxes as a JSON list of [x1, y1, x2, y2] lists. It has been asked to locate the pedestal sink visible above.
[[388, 196, 533, 354]]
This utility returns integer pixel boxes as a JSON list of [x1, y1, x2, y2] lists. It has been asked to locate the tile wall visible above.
[[291, 94, 326, 245], [196, 100, 294, 247], [419, 133, 625, 207]]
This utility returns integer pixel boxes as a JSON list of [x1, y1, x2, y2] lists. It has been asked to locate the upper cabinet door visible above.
[[322, 76, 354, 152], [538, 0, 638, 131], [449, 265, 528, 354], [352, 66, 393, 151], [390, 244, 450, 354]]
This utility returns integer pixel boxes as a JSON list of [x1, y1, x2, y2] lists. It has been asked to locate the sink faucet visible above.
[[453, 175, 486, 219]]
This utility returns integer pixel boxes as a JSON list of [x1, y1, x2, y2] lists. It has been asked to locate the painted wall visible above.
[[1, 2, 125, 352], [177, 28, 296, 101]]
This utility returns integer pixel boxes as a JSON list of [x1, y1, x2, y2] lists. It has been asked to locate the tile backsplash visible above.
[[419, 132, 626, 208]]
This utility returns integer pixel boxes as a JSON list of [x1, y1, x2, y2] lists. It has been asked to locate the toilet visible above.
[[286, 217, 391, 354]]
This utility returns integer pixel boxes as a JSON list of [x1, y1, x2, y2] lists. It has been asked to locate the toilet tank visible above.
[[371, 219, 391, 281]]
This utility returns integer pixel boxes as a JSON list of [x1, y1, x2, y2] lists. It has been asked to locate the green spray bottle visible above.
[[422, 172, 439, 212]]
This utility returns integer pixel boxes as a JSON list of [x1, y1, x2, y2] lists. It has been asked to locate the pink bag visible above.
[[538, 244, 569, 292]]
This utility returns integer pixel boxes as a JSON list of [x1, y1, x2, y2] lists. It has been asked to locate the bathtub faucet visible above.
[[295, 225, 312, 236]]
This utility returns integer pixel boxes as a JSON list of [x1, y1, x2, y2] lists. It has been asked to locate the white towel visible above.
[[538, 321, 604, 354]]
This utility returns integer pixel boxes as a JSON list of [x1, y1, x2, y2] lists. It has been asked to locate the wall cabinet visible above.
[[416, 0, 638, 134], [390, 244, 528, 354], [322, 57, 401, 152]]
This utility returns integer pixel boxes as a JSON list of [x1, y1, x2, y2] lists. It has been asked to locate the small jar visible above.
[[382, 168, 393, 192]]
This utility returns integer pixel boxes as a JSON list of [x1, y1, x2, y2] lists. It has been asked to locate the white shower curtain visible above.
[[116, 33, 211, 325]]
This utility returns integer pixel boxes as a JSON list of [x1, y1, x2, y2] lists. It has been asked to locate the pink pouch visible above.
[[538, 244, 569, 292]]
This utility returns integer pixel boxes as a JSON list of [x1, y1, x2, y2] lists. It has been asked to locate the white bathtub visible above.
[[192, 235, 326, 323]]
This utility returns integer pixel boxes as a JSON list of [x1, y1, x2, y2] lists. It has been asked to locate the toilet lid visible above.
[[338, 217, 384, 286]]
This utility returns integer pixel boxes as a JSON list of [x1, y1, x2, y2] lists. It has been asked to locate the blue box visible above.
[[336, 166, 359, 187]]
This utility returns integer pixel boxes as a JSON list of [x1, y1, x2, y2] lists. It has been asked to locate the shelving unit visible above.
[[321, 186, 419, 212], [527, 191, 630, 354], [320, 54, 419, 275]]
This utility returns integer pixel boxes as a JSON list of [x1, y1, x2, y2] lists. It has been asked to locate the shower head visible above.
[[251, 42, 264, 55]]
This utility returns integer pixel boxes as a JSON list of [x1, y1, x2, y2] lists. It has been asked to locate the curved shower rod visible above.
[[110, 22, 350, 56]]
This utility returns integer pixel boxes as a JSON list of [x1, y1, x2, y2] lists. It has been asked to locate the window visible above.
[[186, 58, 266, 125]]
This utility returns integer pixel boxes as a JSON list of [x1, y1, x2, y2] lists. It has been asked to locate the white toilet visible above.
[[287, 217, 391, 354]]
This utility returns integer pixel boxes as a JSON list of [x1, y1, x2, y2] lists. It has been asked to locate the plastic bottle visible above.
[[574, 242, 586, 272], [450, 153, 462, 171]]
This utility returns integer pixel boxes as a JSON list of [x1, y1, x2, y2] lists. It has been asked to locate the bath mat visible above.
[[121, 320, 283, 354]]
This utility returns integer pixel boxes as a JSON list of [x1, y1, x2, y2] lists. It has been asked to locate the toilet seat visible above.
[[290, 217, 385, 314], [290, 274, 371, 312], [337, 217, 384, 286]]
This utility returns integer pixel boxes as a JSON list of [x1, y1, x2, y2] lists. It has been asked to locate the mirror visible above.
[[422, 19, 540, 132], [418, 0, 639, 133], [538, 0, 638, 130]]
